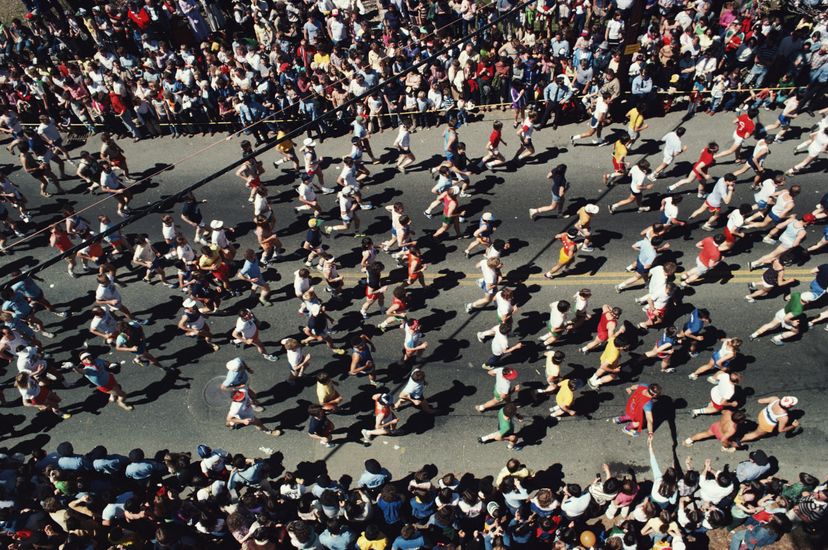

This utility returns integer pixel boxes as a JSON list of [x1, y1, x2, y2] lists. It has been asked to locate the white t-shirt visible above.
[[630, 165, 646, 193], [492, 368, 513, 394], [549, 301, 567, 330], [402, 370, 425, 396], [37, 121, 61, 142], [95, 284, 122, 304], [662, 131, 682, 159], [808, 131, 828, 157], [481, 263, 498, 286], [706, 178, 729, 208], [726, 209, 745, 233], [294, 271, 310, 297], [495, 292, 513, 319], [286, 347, 304, 368], [395, 127, 410, 149], [90, 310, 117, 335], [228, 398, 254, 419], [234, 317, 257, 339], [161, 223, 177, 241], [647, 265, 667, 296], [699, 478, 733, 505], [594, 98, 609, 118], [662, 197, 679, 223], [491, 331, 509, 356], [651, 288, 670, 309], [710, 375, 735, 405], [606, 19, 624, 40], [338, 166, 357, 187], [212, 229, 229, 249], [100, 171, 122, 190], [754, 178, 776, 204], [298, 182, 316, 202]]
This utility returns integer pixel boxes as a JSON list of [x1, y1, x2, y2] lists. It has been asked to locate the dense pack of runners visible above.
[[1, 0, 827, 548]]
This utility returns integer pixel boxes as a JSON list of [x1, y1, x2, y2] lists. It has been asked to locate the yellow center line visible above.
[[330, 275, 799, 286]]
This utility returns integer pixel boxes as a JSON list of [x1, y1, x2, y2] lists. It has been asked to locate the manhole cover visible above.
[[186, 375, 233, 425], [203, 376, 231, 408]]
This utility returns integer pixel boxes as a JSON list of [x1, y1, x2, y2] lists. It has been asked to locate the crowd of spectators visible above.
[[2, 0, 826, 145], [0, 441, 825, 549]]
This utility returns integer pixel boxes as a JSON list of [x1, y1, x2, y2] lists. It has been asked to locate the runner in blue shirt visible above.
[[73, 352, 133, 411], [678, 308, 711, 357], [238, 248, 272, 306]]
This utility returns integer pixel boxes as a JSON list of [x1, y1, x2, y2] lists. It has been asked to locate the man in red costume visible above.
[[612, 383, 662, 440]]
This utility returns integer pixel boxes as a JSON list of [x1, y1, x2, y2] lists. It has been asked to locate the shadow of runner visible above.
[[127, 368, 192, 406]]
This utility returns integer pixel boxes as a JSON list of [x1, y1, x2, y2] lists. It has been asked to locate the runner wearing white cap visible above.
[[73, 352, 133, 411], [220, 357, 263, 412], [301, 138, 333, 194], [464, 212, 496, 258], [226, 387, 281, 436], [740, 396, 800, 443], [177, 298, 219, 351]]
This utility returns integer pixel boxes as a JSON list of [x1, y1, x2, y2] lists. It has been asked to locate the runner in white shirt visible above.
[[231, 309, 277, 361], [476, 288, 517, 342], [689, 173, 736, 230], [295, 176, 321, 214], [650, 127, 687, 180], [659, 195, 685, 227], [293, 268, 311, 300], [394, 120, 416, 172], [690, 371, 740, 416], [513, 112, 538, 161], [789, 126, 828, 175], [609, 160, 653, 213], [89, 307, 118, 344], [540, 300, 571, 347], [281, 338, 310, 379], [36, 115, 73, 169], [571, 92, 611, 145], [466, 257, 502, 312], [226, 387, 281, 435], [720, 204, 752, 252]]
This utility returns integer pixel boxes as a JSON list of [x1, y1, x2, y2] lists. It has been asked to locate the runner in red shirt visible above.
[[478, 120, 508, 170], [715, 108, 758, 160], [49, 224, 78, 277], [580, 304, 623, 353], [543, 228, 581, 279], [669, 142, 719, 196], [679, 234, 726, 288]]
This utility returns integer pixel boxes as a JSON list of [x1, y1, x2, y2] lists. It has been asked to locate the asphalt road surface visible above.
[[0, 108, 826, 490]]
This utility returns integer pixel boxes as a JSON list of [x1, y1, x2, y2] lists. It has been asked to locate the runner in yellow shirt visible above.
[[588, 334, 630, 389], [603, 135, 631, 187], [550, 378, 584, 418], [273, 128, 300, 170], [625, 103, 648, 144]]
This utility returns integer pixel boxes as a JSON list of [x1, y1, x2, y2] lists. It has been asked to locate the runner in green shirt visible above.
[[750, 291, 816, 346], [478, 403, 523, 450]]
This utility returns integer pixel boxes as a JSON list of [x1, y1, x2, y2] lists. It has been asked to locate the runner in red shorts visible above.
[[669, 142, 719, 196], [15, 372, 71, 419], [49, 224, 78, 277], [683, 409, 746, 452], [72, 352, 134, 411]]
